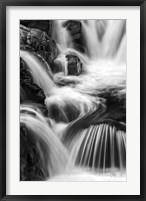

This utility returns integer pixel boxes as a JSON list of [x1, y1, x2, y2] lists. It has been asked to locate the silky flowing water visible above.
[[20, 20, 126, 181]]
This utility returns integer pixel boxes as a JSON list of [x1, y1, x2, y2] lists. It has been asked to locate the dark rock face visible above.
[[20, 58, 32, 82], [21, 82, 46, 104], [20, 125, 49, 181], [20, 24, 58, 65], [63, 20, 81, 36], [66, 55, 82, 76], [20, 58, 46, 105], [63, 20, 84, 52], [98, 86, 126, 123], [20, 20, 52, 37], [20, 23, 52, 180]]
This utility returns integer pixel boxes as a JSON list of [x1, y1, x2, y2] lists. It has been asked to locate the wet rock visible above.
[[72, 33, 81, 41], [66, 55, 82, 76], [20, 58, 46, 105], [21, 82, 46, 104], [63, 20, 84, 52], [20, 25, 29, 47], [20, 125, 49, 181], [20, 24, 58, 65], [98, 86, 126, 123], [20, 86, 26, 102], [20, 58, 32, 82], [63, 20, 81, 35], [55, 76, 80, 87], [20, 20, 52, 37]]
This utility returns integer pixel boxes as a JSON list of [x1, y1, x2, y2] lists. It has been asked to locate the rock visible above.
[[55, 76, 80, 87], [72, 33, 81, 41], [98, 86, 126, 123], [21, 82, 46, 104], [63, 20, 85, 52], [20, 58, 32, 82], [20, 58, 46, 105], [20, 125, 49, 181], [20, 86, 26, 102], [20, 25, 29, 47], [20, 20, 52, 37], [66, 55, 82, 76], [20, 24, 58, 65], [63, 20, 81, 35]]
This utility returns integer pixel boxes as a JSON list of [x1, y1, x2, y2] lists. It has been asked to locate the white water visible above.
[[82, 20, 101, 58], [65, 124, 126, 172], [20, 20, 126, 181], [20, 106, 69, 177], [52, 20, 73, 51], [20, 51, 55, 96]]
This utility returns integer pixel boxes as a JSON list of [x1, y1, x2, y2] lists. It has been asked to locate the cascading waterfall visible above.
[[82, 20, 126, 60], [52, 20, 73, 51], [82, 20, 101, 58], [102, 20, 126, 59], [20, 51, 100, 122], [20, 105, 69, 177], [52, 20, 74, 76], [64, 123, 126, 173], [20, 19, 126, 181], [20, 50, 55, 96]]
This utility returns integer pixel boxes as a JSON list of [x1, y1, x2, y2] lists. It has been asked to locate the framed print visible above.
[[0, 0, 146, 200]]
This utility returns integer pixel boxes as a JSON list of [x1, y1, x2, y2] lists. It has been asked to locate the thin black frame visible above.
[[0, 0, 145, 200]]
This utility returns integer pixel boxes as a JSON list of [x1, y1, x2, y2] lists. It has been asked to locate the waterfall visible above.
[[44, 86, 99, 123], [20, 50, 56, 96], [20, 50, 100, 123], [52, 20, 73, 52], [54, 53, 68, 76], [82, 20, 101, 59], [20, 19, 126, 181], [20, 106, 69, 177], [102, 20, 126, 59], [64, 123, 126, 173], [82, 20, 126, 62], [115, 34, 126, 64]]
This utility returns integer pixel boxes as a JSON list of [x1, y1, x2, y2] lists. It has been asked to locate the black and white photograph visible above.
[[20, 19, 126, 182]]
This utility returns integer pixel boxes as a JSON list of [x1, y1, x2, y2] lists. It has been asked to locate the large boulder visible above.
[[66, 55, 82, 76], [20, 24, 58, 65], [20, 20, 52, 37]]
